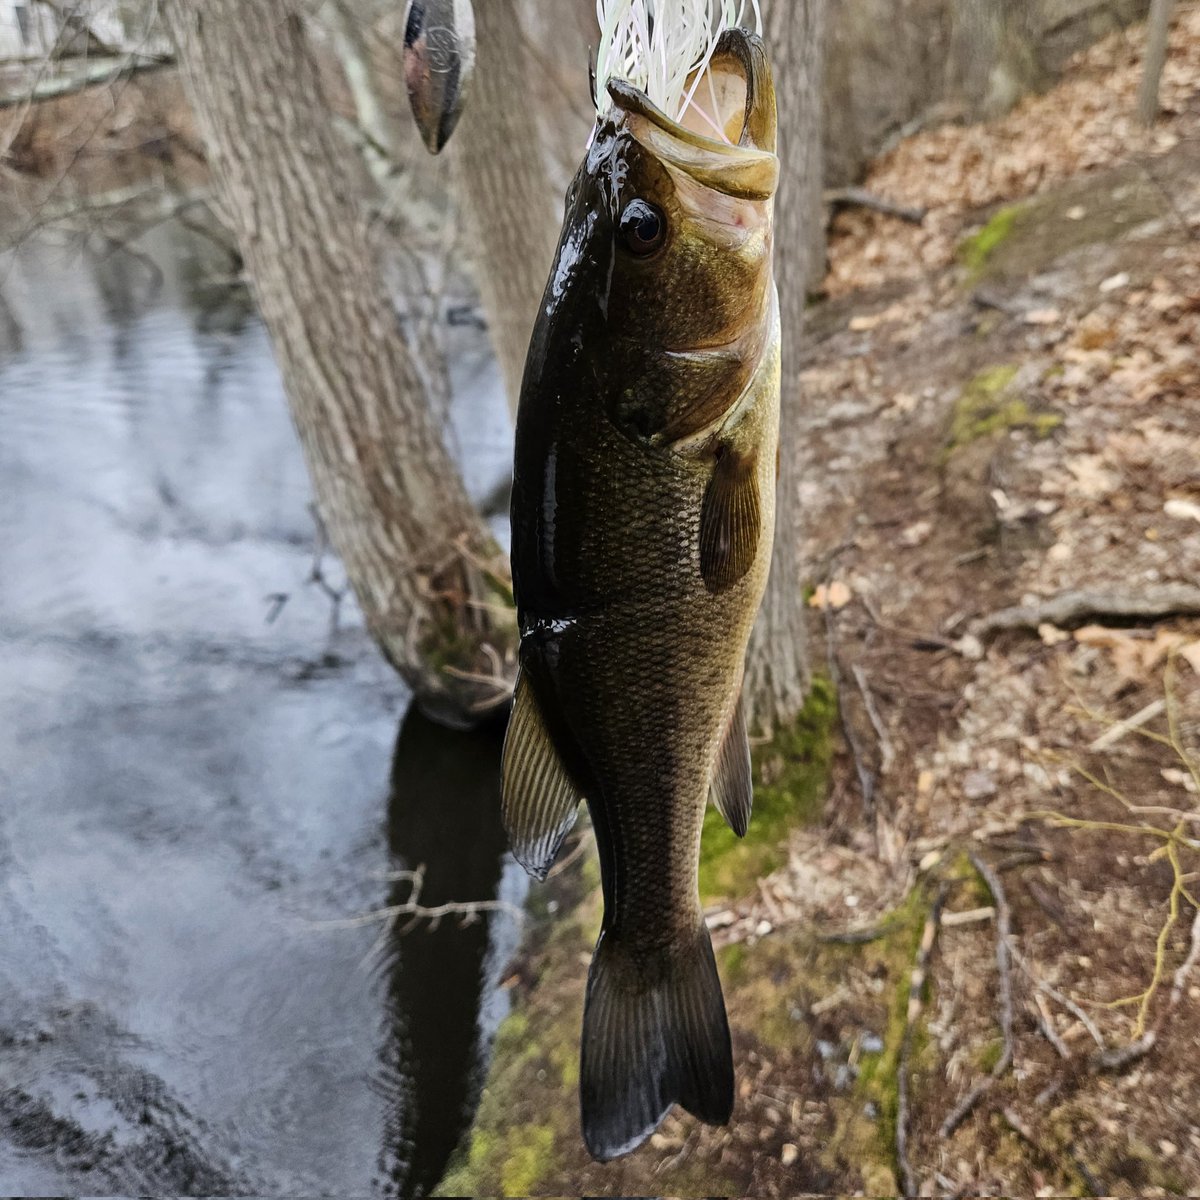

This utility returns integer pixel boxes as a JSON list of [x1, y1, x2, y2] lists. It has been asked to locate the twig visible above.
[[1169, 907, 1200, 1010], [940, 853, 1014, 1137], [817, 921, 897, 946], [967, 584, 1200, 641], [1089, 1031, 1156, 1073], [0, 52, 173, 109], [825, 186, 928, 225], [941, 906, 995, 929], [822, 561, 875, 817], [898, 890, 946, 1197], [1031, 992, 1071, 1059], [546, 830, 592, 880], [852, 664, 896, 775], [1009, 941, 1105, 1049], [1089, 699, 1167, 752], [311, 863, 525, 936]]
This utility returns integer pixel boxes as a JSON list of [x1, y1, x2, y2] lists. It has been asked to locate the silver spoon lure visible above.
[[402, 0, 477, 154]]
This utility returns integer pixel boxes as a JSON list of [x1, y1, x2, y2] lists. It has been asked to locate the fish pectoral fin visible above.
[[699, 444, 761, 595], [501, 669, 583, 882], [710, 692, 753, 838], [580, 923, 733, 1161]]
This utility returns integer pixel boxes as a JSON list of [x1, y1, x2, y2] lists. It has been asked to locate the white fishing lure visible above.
[[593, 0, 763, 141]]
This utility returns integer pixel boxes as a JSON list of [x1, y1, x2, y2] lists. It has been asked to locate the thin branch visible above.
[[898, 890, 946, 1197], [1169, 907, 1200, 1010], [0, 52, 173, 109], [825, 186, 928, 225], [1089, 699, 1167, 752], [852, 663, 896, 775], [940, 853, 1013, 1138], [311, 863, 525, 936], [1010, 941, 1105, 1048]]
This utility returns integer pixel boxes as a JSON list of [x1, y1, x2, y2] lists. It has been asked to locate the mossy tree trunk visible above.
[[744, 0, 827, 734], [163, 0, 515, 727]]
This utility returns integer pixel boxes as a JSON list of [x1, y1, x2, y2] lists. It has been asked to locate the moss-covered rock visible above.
[[958, 204, 1026, 280], [944, 365, 1062, 458]]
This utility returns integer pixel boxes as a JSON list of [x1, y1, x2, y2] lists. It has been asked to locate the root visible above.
[[965, 584, 1200, 642]]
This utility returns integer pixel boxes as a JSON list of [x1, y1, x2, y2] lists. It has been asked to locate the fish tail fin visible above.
[[579, 921, 733, 1161]]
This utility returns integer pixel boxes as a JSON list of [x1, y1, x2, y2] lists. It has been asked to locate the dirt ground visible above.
[[449, 9, 1200, 1196]]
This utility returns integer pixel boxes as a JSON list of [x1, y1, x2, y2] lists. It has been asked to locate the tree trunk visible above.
[[744, 0, 827, 734], [162, 0, 515, 727], [944, 0, 1041, 120], [1137, 0, 1176, 125], [448, 0, 561, 420]]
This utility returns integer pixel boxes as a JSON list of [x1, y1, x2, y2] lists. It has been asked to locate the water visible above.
[[0, 225, 522, 1195]]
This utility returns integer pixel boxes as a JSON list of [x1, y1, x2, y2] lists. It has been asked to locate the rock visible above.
[[781, 1143, 800, 1168], [963, 770, 999, 801]]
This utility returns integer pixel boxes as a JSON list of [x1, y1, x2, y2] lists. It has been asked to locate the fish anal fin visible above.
[[710, 692, 753, 838], [580, 923, 733, 1161], [699, 444, 761, 595], [501, 670, 582, 881]]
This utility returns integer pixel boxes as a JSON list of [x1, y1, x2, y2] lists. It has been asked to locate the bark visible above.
[[162, 0, 515, 727], [448, 0, 561, 419], [325, 0, 405, 169], [1137, 0, 1176, 125], [744, 0, 827, 733]]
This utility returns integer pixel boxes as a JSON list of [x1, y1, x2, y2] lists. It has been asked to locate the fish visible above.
[[501, 28, 780, 1162], [402, 0, 476, 154]]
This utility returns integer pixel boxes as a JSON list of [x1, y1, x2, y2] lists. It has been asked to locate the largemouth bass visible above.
[[502, 29, 780, 1161]]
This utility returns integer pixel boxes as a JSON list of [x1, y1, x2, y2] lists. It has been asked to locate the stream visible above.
[[0, 223, 523, 1195]]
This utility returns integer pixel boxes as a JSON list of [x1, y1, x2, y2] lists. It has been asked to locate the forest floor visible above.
[[448, 9, 1200, 1197]]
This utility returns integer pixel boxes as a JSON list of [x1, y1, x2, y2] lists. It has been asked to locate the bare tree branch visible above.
[[0, 53, 173, 110]]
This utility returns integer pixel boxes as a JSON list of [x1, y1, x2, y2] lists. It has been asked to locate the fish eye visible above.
[[619, 199, 667, 257]]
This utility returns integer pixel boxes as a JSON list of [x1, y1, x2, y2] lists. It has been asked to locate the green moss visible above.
[[943, 365, 1062, 458], [958, 204, 1025, 279], [719, 942, 749, 985], [499, 1123, 555, 1195], [698, 676, 837, 903], [819, 885, 932, 1190], [978, 1037, 1005, 1074]]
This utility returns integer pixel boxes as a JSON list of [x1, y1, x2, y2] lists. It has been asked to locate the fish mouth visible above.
[[605, 29, 778, 200]]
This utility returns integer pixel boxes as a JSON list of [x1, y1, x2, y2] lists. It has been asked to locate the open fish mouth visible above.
[[603, 28, 777, 199]]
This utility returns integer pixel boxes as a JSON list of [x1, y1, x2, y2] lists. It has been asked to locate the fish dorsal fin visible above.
[[710, 692, 752, 837], [501, 670, 583, 881], [699, 444, 761, 594]]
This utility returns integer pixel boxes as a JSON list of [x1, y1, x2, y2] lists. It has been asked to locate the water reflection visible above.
[[377, 708, 520, 1198], [0, 223, 517, 1194]]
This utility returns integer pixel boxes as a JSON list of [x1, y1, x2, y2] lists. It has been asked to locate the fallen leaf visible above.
[[1065, 454, 1119, 500], [1164, 498, 1200, 525], [1075, 625, 1200, 682], [809, 581, 853, 610], [1024, 307, 1062, 326]]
